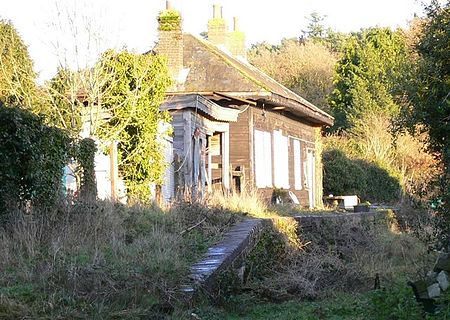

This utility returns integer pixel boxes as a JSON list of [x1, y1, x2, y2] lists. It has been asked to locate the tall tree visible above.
[[0, 20, 38, 111], [249, 39, 337, 111], [406, 1, 450, 236], [303, 12, 327, 40], [329, 28, 412, 131]]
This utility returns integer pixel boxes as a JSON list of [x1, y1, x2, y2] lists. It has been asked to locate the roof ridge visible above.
[[188, 34, 332, 120], [189, 34, 271, 92]]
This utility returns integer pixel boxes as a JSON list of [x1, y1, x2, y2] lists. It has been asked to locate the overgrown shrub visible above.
[[0, 105, 71, 216], [75, 138, 97, 201], [323, 148, 401, 203], [246, 214, 432, 302]]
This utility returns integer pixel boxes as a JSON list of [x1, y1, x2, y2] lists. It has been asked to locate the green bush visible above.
[[75, 138, 97, 201], [0, 105, 71, 216], [323, 149, 401, 203]]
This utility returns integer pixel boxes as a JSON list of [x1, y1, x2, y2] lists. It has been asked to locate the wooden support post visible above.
[[222, 130, 230, 191], [183, 111, 192, 196], [207, 135, 212, 193]]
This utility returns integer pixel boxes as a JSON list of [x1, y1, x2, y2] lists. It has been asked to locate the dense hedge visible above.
[[323, 149, 401, 203], [0, 105, 71, 216]]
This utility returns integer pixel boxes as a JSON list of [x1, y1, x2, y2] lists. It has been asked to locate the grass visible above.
[[194, 284, 450, 319], [194, 286, 424, 320], [196, 191, 443, 319], [0, 199, 241, 319], [0, 190, 444, 319]]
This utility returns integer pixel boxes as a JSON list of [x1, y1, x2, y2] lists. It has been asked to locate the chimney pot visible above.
[[166, 0, 172, 10], [233, 17, 239, 31], [213, 4, 222, 18]]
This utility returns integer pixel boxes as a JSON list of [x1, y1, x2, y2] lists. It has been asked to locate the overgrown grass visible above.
[[0, 199, 240, 319], [242, 215, 433, 301], [1, 190, 441, 319], [205, 189, 269, 218], [191, 200, 442, 319], [196, 284, 450, 319], [195, 286, 425, 320], [205, 189, 336, 218]]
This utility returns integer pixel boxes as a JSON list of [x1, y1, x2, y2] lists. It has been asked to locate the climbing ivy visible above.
[[158, 9, 182, 31], [0, 104, 71, 217], [76, 138, 97, 201], [96, 50, 172, 203]]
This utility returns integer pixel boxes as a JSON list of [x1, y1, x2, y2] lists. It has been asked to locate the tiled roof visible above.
[[166, 34, 334, 126]]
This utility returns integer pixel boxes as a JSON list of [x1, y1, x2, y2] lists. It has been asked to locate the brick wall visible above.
[[158, 29, 183, 78]]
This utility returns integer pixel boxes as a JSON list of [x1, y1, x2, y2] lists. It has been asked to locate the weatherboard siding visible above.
[[229, 108, 251, 187], [250, 107, 315, 206]]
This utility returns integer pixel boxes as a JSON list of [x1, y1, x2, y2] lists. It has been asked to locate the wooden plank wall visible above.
[[229, 108, 251, 190], [251, 107, 317, 207]]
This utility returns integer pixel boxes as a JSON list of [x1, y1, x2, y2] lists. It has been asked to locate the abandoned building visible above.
[[156, 2, 334, 208]]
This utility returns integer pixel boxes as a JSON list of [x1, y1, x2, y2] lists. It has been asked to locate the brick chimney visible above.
[[157, 1, 183, 78], [227, 17, 246, 58], [207, 4, 227, 46]]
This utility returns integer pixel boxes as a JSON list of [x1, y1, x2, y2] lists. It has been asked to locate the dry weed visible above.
[[248, 215, 433, 301], [0, 199, 238, 318]]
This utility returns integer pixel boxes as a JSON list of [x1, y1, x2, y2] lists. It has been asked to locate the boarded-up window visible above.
[[293, 139, 302, 190], [209, 133, 221, 156], [254, 129, 272, 188], [273, 130, 289, 189]]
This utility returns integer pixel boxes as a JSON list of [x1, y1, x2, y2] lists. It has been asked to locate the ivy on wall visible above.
[[76, 138, 97, 201], [158, 9, 182, 31], [96, 50, 172, 203], [0, 104, 71, 217]]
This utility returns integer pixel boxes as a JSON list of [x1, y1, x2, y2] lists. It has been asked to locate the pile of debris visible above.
[[409, 252, 450, 313]]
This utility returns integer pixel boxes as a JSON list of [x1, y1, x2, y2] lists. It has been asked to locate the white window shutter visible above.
[[263, 131, 272, 187], [254, 129, 273, 188], [273, 130, 281, 188], [293, 139, 302, 190], [281, 134, 289, 188], [273, 130, 289, 189], [254, 130, 264, 188]]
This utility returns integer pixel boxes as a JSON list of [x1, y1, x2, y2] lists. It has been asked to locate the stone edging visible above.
[[181, 210, 387, 304], [180, 218, 265, 303]]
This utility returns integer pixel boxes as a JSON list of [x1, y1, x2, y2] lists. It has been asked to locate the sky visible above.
[[1, 0, 428, 82]]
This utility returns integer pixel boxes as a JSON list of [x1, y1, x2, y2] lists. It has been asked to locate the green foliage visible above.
[[0, 104, 71, 215], [158, 9, 182, 31], [302, 12, 327, 39], [75, 138, 97, 200], [45, 68, 84, 134], [330, 28, 412, 131], [0, 20, 38, 111], [245, 223, 287, 280], [96, 50, 172, 203], [197, 285, 424, 320], [301, 12, 349, 52], [323, 149, 401, 202], [367, 286, 423, 319], [406, 1, 450, 243]]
